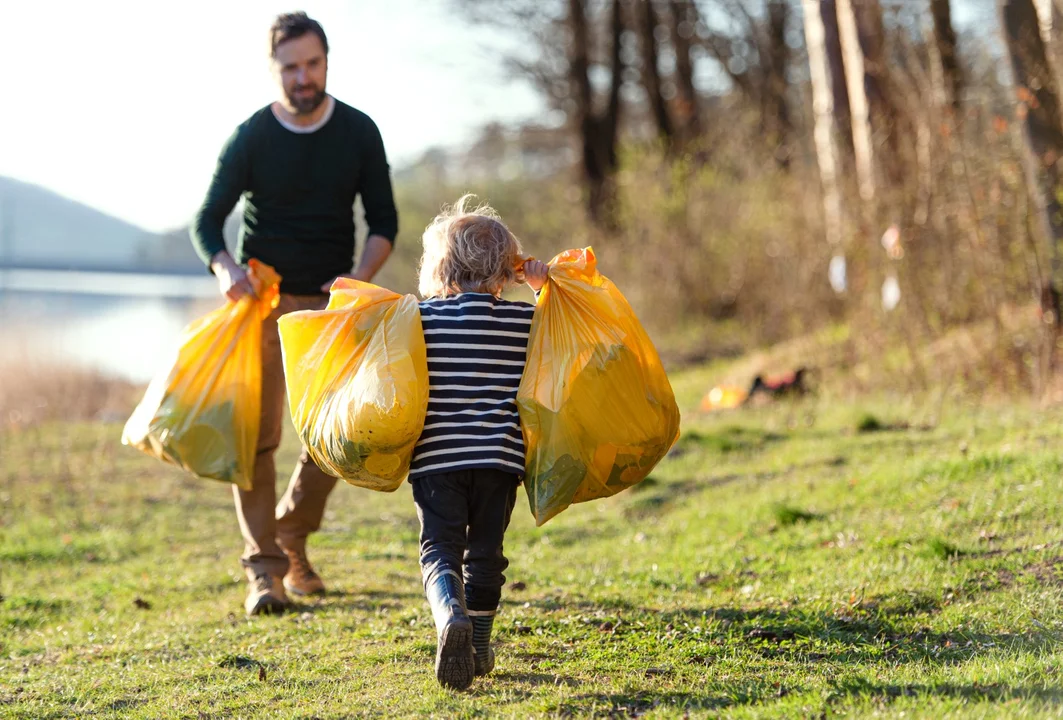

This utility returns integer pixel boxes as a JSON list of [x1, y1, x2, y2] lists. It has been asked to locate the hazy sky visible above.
[[0, 0, 544, 232], [2, 1, 994, 234]]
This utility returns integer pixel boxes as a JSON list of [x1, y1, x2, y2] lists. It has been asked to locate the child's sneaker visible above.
[[426, 570, 474, 690]]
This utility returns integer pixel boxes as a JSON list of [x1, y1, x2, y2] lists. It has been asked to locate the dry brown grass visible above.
[[0, 363, 141, 429], [686, 299, 1063, 411], [1, 300, 1053, 436]]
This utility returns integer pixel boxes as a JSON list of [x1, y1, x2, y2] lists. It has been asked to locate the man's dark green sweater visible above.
[[191, 98, 398, 295]]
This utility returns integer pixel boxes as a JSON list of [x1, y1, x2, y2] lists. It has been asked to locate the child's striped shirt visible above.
[[408, 292, 535, 480]]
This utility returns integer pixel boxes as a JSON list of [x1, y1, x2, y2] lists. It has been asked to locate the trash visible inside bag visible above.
[[518, 248, 681, 526], [121, 260, 281, 490], [279, 279, 428, 492]]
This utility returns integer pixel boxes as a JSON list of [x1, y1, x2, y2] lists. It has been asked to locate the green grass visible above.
[[2, 378, 1063, 718]]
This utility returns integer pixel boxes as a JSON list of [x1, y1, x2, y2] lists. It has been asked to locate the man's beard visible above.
[[286, 84, 327, 115]]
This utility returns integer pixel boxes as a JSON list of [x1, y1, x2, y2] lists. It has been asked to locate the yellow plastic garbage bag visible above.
[[278, 279, 428, 492], [517, 247, 681, 526], [122, 260, 281, 490]]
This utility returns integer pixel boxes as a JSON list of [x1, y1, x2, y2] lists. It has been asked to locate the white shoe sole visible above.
[[246, 596, 289, 616]]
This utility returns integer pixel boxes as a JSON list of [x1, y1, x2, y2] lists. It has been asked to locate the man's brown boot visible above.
[[278, 540, 326, 597], [245, 573, 290, 616]]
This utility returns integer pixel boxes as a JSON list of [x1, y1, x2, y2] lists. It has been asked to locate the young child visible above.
[[409, 195, 549, 690]]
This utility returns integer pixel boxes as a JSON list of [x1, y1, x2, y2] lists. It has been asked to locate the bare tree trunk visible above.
[[764, 0, 793, 169], [570, 0, 593, 152], [930, 0, 963, 112], [1001, 0, 1063, 335], [822, 0, 854, 159], [853, 0, 890, 121], [669, 0, 701, 142], [639, 0, 674, 145], [803, 0, 845, 249], [604, 0, 623, 182], [1034, 0, 1063, 99], [569, 0, 624, 224], [853, 0, 902, 185], [836, 0, 876, 202]]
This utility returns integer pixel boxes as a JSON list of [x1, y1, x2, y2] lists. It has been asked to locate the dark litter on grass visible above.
[[855, 413, 910, 433], [747, 627, 797, 642], [926, 538, 967, 560], [217, 654, 261, 670], [854, 413, 934, 434], [772, 504, 822, 527]]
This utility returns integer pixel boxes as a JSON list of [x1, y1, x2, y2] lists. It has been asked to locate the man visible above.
[[191, 12, 398, 616]]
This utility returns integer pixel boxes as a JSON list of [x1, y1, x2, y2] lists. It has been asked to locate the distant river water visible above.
[[0, 269, 221, 383]]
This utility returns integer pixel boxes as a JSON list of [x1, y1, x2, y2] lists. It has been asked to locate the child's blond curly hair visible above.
[[418, 195, 525, 298]]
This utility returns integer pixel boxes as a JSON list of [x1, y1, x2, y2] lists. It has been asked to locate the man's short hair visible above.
[[269, 12, 329, 58]]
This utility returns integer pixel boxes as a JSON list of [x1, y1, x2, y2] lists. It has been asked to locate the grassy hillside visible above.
[[2, 372, 1062, 718]]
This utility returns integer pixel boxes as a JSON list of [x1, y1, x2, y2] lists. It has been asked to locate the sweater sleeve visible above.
[[190, 125, 250, 268], [358, 117, 399, 245]]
